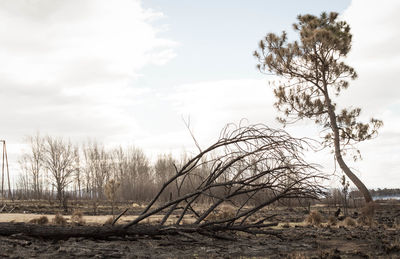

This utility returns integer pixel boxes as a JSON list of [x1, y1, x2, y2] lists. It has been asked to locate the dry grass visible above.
[[384, 239, 400, 254], [305, 211, 322, 226], [394, 217, 400, 229], [344, 217, 356, 227], [281, 222, 290, 228], [287, 252, 308, 259], [29, 215, 49, 225], [355, 202, 376, 226], [328, 215, 337, 226], [103, 217, 114, 225], [71, 210, 86, 225], [52, 213, 67, 225], [361, 202, 376, 216], [180, 219, 191, 225], [132, 203, 144, 209], [205, 204, 236, 222], [356, 204, 378, 227]]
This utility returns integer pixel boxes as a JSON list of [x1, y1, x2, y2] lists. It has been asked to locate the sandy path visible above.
[[0, 213, 196, 225]]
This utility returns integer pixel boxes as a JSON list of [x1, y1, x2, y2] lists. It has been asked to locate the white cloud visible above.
[[0, 0, 177, 174], [168, 78, 280, 147], [341, 0, 400, 112], [328, 0, 400, 188]]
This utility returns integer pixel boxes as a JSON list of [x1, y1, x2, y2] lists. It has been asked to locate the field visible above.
[[0, 199, 399, 258]]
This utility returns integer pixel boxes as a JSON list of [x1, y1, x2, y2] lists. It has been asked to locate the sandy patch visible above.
[[0, 213, 197, 225]]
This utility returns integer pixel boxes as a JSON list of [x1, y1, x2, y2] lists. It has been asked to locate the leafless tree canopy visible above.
[[42, 137, 77, 207], [124, 123, 326, 229]]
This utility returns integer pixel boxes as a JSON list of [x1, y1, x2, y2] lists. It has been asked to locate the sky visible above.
[[0, 0, 399, 189]]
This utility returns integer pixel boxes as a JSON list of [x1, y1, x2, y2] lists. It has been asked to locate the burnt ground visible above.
[[0, 225, 399, 258], [0, 200, 399, 258]]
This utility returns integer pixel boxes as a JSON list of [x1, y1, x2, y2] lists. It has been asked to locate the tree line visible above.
[[370, 188, 400, 198], [15, 134, 189, 206]]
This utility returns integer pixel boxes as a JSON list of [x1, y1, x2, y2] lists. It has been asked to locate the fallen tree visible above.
[[1, 123, 326, 240], [123, 123, 326, 228], [0, 222, 281, 240]]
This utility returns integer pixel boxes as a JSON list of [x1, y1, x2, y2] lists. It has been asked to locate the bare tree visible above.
[[15, 169, 30, 200], [83, 142, 110, 200], [42, 136, 77, 207], [104, 179, 120, 217], [18, 133, 45, 199], [154, 154, 176, 202], [116, 147, 152, 201], [21, 133, 45, 199], [82, 144, 93, 199], [73, 146, 82, 199]]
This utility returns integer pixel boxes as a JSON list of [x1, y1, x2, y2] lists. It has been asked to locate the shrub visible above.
[[132, 203, 141, 208], [30, 216, 49, 225], [305, 211, 322, 226], [52, 213, 67, 225], [71, 210, 85, 225]]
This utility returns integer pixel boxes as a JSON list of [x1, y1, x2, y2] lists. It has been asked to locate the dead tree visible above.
[[42, 136, 77, 207], [124, 123, 326, 232]]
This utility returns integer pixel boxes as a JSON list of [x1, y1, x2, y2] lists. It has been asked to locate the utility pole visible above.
[[1, 140, 12, 200]]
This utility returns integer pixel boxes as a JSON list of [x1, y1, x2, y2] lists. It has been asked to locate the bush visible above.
[[305, 211, 322, 226], [52, 213, 67, 225], [132, 203, 141, 209], [30, 216, 49, 225], [71, 210, 85, 225]]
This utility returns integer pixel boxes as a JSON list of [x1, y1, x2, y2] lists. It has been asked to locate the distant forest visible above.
[[370, 188, 400, 198], [5, 133, 398, 208]]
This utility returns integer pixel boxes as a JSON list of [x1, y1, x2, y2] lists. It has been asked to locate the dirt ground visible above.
[[0, 200, 399, 258]]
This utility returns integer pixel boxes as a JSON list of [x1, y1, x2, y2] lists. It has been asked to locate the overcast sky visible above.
[[0, 0, 399, 189]]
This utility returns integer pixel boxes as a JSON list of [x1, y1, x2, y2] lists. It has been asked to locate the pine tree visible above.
[[254, 12, 382, 203]]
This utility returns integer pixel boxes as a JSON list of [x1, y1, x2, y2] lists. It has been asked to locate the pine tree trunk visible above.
[[325, 96, 373, 203]]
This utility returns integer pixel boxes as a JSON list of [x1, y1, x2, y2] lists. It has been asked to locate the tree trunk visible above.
[[325, 95, 373, 203], [57, 186, 63, 208], [0, 222, 279, 240]]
